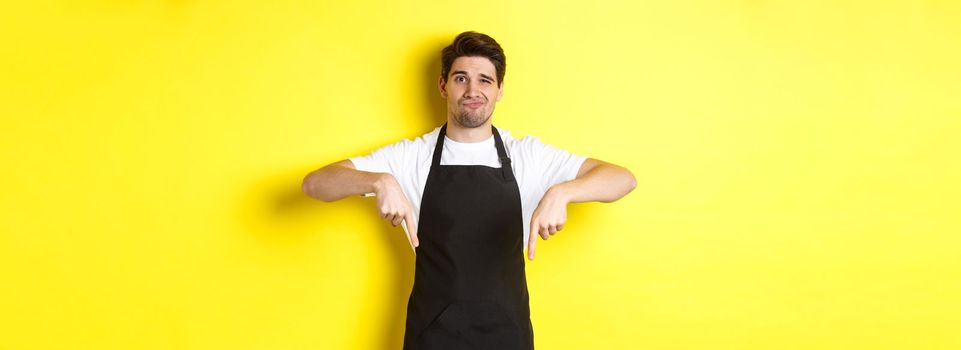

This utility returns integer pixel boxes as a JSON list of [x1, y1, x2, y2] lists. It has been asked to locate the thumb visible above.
[[527, 220, 538, 261]]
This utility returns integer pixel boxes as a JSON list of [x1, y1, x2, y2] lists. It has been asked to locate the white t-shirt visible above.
[[349, 125, 587, 247]]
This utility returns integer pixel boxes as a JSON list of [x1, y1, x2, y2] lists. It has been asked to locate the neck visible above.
[[445, 117, 493, 143]]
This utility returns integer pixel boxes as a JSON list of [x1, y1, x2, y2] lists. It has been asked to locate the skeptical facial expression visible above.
[[440, 56, 504, 128]]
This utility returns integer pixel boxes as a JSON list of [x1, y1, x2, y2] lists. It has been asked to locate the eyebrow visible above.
[[452, 70, 496, 82]]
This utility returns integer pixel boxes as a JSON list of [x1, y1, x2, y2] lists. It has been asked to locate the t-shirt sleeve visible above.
[[522, 136, 587, 191], [348, 139, 413, 196]]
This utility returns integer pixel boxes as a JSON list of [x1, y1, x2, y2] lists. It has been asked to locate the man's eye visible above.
[[456, 76, 466, 82], [482, 80, 491, 84]]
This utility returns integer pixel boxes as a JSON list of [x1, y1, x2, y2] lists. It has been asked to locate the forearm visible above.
[[550, 163, 636, 203], [302, 161, 387, 202]]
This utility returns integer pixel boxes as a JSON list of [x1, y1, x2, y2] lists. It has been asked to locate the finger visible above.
[[528, 220, 538, 260], [400, 217, 414, 252], [548, 225, 557, 235], [540, 225, 550, 240], [404, 211, 419, 248], [391, 213, 404, 227], [385, 213, 398, 226]]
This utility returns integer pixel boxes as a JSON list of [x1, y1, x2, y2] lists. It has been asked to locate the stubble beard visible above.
[[453, 107, 491, 128]]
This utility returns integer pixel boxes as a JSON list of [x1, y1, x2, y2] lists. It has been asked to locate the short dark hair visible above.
[[441, 31, 506, 87]]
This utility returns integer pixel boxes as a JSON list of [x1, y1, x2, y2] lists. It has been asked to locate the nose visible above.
[[465, 81, 482, 98]]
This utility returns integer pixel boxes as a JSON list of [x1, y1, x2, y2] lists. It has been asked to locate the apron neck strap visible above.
[[432, 123, 513, 173]]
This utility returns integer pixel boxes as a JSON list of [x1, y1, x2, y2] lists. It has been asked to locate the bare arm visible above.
[[551, 158, 637, 203], [301, 159, 383, 202], [301, 159, 420, 249], [527, 158, 636, 260]]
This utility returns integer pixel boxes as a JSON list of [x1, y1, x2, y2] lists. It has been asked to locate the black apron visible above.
[[402, 123, 534, 350]]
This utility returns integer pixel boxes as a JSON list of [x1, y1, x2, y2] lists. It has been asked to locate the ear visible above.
[[438, 76, 448, 99], [496, 82, 504, 102]]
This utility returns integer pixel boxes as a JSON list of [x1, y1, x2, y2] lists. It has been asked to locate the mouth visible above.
[[462, 101, 484, 109]]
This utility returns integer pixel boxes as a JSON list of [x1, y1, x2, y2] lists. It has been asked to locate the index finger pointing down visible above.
[[404, 212, 419, 249]]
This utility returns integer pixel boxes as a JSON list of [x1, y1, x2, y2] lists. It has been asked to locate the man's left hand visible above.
[[527, 186, 571, 261]]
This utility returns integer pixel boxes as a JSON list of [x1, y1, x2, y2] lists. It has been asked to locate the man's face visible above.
[[439, 56, 503, 128]]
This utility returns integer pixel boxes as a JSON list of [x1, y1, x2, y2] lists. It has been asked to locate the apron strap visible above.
[[431, 123, 516, 181], [431, 123, 448, 167], [490, 125, 514, 180]]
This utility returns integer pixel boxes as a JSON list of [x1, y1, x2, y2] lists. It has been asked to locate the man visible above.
[[302, 31, 635, 350]]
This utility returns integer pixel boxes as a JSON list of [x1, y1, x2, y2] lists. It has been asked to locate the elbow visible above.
[[301, 174, 316, 199], [598, 167, 637, 203], [614, 169, 637, 201], [302, 172, 332, 202]]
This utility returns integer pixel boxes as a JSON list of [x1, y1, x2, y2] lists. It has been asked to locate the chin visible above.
[[455, 114, 490, 128]]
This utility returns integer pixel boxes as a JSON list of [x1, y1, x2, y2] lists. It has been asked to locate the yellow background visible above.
[[2, 0, 960, 349]]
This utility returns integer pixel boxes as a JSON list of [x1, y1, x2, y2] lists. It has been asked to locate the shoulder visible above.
[[377, 126, 440, 153], [496, 127, 530, 148], [502, 128, 586, 171], [499, 128, 552, 155], [416, 126, 442, 146]]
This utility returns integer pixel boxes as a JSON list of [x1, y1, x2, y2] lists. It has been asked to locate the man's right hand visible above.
[[373, 173, 419, 251]]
